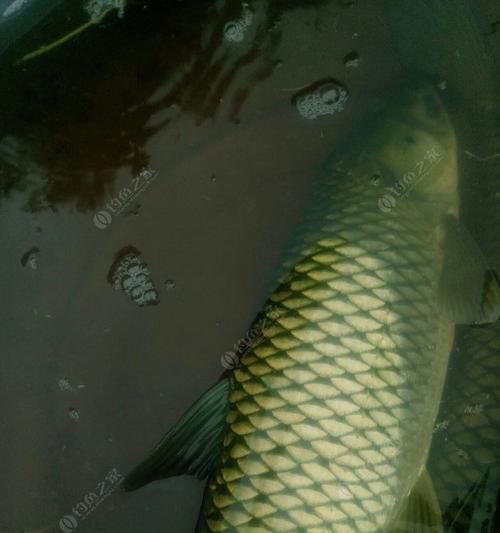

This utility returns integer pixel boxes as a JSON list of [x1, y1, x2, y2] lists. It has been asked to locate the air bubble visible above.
[[223, 8, 254, 43], [108, 246, 159, 307], [293, 79, 349, 120]]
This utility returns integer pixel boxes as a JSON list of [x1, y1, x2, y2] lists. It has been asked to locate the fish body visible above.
[[193, 85, 459, 533], [124, 83, 500, 530], [123, 1, 500, 529]]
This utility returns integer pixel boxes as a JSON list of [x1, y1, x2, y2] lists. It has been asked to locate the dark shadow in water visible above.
[[442, 469, 500, 532], [0, 0, 337, 214]]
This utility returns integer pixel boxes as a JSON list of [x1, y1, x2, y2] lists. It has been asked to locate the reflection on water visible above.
[[0, 0, 498, 532], [0, 0, 332, 213]]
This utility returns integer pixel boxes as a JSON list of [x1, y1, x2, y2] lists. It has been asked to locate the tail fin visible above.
[[388, 0, 498, 115]]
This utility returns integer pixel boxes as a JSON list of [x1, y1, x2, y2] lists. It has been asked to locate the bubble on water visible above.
[[293, 79, 349, 120], [21, 246, 40, 269], [58, 379, 75, 393], [68, 407, 80, 422], [108, 246, 159, 307], [223, 8, 253, 43], [85, 0, 125, 22]]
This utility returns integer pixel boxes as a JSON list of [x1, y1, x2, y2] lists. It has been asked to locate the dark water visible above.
[[0, 1, 499, 532]]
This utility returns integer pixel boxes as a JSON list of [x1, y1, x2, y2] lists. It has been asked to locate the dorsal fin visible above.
[[124, 376, 230, 491]]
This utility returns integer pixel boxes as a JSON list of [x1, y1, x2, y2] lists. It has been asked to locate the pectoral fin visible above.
[[439, 214, 500, 325], [389, 469, 443, 533], [124, 376, 230, 491]]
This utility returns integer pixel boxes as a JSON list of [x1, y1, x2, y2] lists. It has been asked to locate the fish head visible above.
[[372, 84, 458, 214]]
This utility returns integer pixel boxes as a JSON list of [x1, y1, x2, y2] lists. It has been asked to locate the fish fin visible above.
[[123, 376, 230, 491], [389, 469, 443, 533], [439, 214, 500, 325]]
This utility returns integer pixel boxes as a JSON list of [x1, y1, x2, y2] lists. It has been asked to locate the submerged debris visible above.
[[223, 7, 253, 43], [108, 246, 159, 307], [21, 246, 40, 270], [292, 78, 349, 120], [18, 0, 126, 63], [344, 51, 360, 68]]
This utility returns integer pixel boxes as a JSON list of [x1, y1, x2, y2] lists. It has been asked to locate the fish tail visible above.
[[388, 0, 498, 115]]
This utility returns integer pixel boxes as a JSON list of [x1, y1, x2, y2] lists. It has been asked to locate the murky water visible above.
[[0, 1, 499, 532]]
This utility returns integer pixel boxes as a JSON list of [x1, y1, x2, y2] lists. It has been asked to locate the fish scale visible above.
[[197, 171, 454, 532]]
